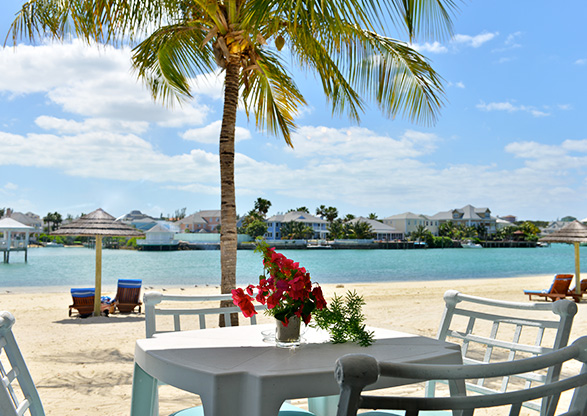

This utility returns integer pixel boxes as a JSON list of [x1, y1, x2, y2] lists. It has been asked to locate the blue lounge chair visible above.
[[110, 279, 142, 314]]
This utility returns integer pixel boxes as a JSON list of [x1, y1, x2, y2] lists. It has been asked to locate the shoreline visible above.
[[0, 273, 556, 294], [1, 275, 585, 415]]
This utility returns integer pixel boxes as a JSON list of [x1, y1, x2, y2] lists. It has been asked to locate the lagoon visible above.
[[0, 244, 584, 290]]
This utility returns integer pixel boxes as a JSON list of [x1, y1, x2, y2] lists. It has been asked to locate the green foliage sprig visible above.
[[311, 291, 374, 347]]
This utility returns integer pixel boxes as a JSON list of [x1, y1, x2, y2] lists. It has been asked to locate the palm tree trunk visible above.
[[219, 61, 240, 326]]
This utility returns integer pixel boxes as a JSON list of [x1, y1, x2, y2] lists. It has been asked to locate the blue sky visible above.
[[1, 1, 587, 222]]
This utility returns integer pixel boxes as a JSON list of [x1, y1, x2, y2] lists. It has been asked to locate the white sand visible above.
[[1, 274, 585, 415]]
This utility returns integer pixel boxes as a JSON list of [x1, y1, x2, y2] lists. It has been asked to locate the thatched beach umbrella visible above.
[[52, 208, 143, 316], [540, 220, 587, 296]]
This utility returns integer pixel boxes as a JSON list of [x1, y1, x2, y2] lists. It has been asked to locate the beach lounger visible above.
[[110, 279, 142, 314], [567, 278, 587, 302], [69, 288, 110, 317], [0, 311, 45, 416], [523, 274, 574, 302]]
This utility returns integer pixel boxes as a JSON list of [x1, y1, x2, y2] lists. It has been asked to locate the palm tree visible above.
[[253, 197, 271, 218], [316, 205, 339, 223], [10, 0, 458, 303], [280, 221, 313, 239]]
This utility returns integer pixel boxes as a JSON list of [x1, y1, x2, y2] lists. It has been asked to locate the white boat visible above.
[[45, 242, 64, 248], [461, 241, 482, 248]]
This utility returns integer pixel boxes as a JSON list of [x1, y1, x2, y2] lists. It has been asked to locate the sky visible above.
[[2, 1, 587, 222]]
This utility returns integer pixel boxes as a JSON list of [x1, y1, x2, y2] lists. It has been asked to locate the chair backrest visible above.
[[335, 336, 587, 416], [116, 279, 142, 303], [70, 288, 95, 305], [0, 311, 45, 416], [426, 290, 577, 414], [551, 274, 573, 294], [143, 291, 267, 338]]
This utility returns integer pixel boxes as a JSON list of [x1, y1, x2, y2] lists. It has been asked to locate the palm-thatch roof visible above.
[[540, 220, 587, 243], [51, 208, 143, 237]]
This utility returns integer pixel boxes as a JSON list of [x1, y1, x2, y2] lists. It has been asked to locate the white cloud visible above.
[[0, 130, 220, 184], [0, 41, 216, 128], [411, 42, 449, 54], [453, 32, 498, 48], [448, 81, 465, 89], [4, 182, 18, 191], [35, 116, 149, 134], [181, 120, 252, 144], [477, 101, 550, 117], [575, 58, 587, 65], [286, 126, 439, 159]]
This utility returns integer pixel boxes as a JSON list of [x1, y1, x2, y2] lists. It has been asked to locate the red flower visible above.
[[231, 288, 257, 318]]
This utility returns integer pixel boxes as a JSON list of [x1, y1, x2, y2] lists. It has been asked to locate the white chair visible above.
[[426, 290, 577, 414], [0, 311, 44, 416], [142, 291, 315, 416], [335, 336, 587, 416]]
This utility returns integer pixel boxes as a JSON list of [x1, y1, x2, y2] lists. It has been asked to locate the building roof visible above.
[[350, 217, 398, 233], [0, 217, 34, 231], [266, 211, 327, 224], [383, 212, 429, 220], [431, 204, 492, 221], [6, 211, 42, 227], [177, 212, 207, 225], [199, 210, 221, 218], [146, 223, 174, 234]]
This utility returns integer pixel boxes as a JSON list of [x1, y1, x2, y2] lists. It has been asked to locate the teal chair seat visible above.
[[169, 401, 314, 415]]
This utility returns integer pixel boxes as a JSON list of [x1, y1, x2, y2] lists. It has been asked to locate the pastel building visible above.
[[431, 204, 497, 235], [383, 212, 439, 236], [349, 217, 404, 240], [265, 211, 328, 240], [177, 210, 222, 233]]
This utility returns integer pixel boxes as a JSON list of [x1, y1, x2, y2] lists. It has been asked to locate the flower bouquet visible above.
[[232, 239, 327, 346]]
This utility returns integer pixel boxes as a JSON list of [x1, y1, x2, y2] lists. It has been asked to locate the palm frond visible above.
[[348, 28, 445, 125], [241, 48, 306, 146], [132, 22, 215, 104]]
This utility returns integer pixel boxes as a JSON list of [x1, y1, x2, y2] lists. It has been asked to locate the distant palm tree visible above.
[[10, 0, 458, 303], [280, 221, 313, 239], [351, 220, 374, 239], [254, 198, 271, 218]]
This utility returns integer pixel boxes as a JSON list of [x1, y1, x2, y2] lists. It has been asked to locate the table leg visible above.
[[131, 362, 159, 416], [307, 395, 340, 416]]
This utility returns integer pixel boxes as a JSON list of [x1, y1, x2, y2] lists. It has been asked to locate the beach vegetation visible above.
[[280, 221, 313, 240], [43, 212, 63, 232], [350, 220, 375, 239], [316, 205, 339, 224], [312, 290, 374, 347], [245, 219, 268, 238], [10, 0, 459, 320], [253, 198, 272, 218], [288, 207, 310, 214]]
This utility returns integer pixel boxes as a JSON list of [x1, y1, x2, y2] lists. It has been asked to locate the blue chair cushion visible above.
[[71, 288, 95, 298], [118, 279, 142, 288], [169, 401, 314, 415]]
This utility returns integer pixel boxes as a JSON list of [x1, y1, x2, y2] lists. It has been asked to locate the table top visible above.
[[135, 324, 462, 400]]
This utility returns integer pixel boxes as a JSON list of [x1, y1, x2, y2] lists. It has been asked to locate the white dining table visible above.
[[130, 324, 462, 416]]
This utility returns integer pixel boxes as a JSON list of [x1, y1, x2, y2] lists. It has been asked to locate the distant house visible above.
[[431, 204, 497, 235], [499, 215, 517, 223], [117, 210, 155, 224], [349, 217, 403, 240], [540, 221, 568, 236], [265, 211, 328, 240], [382, 212, 438, 237], [3, 210, 42, 234], [177, 210, 222, 233]]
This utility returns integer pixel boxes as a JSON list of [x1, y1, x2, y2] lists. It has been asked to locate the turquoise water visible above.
[[0, 244, 583, 289]]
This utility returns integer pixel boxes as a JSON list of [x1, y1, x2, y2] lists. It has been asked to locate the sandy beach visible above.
[[1, 274, 586, 415]]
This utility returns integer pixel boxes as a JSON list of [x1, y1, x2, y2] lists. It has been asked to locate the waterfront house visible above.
[[382, 212, 439, 236], [349, 217, 404, 240], [265, 211, 328, 240], [177, 210, 221, 233], [2, 209, 42, 235], [540, 221, 569, 236], [431, 204, 497, 235]]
